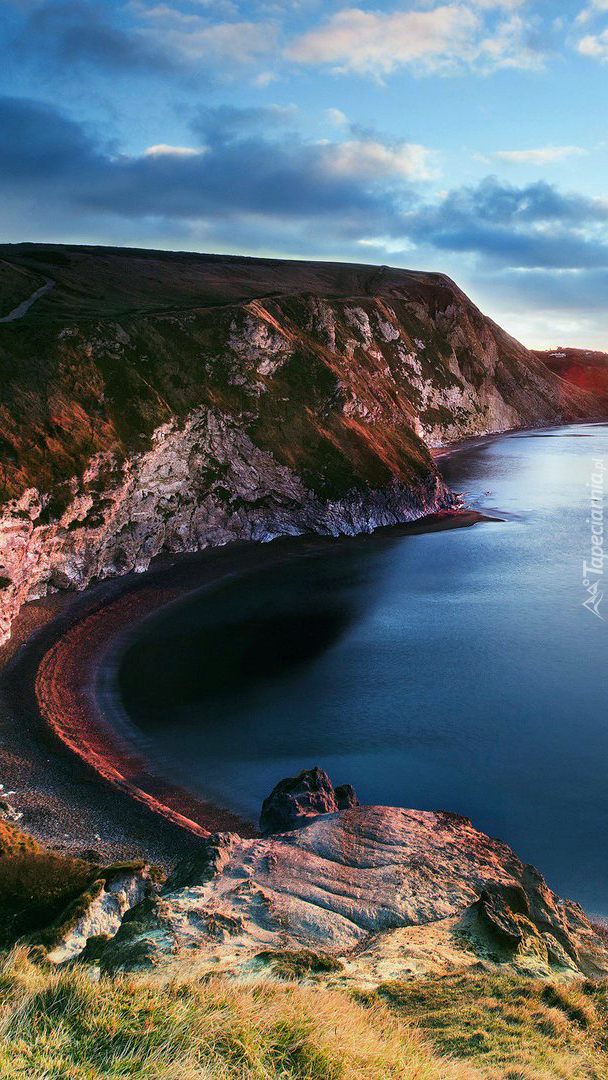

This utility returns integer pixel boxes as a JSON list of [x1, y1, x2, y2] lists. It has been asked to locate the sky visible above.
[[2, 1, 608, 346]]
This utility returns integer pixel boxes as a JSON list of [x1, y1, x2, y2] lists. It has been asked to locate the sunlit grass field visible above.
[[1, 950, 608, 1079]]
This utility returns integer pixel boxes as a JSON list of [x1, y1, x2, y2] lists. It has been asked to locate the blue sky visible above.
[[2, 0, 608, 346]]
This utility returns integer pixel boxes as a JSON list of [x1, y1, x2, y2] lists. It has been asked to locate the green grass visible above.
[[253, 949, 343, 979], [376, 973, 608, 1079]]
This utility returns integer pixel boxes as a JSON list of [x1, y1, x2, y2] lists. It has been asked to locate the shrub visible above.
[[0, 853, 96, 946], [0, 821, 41, 856]]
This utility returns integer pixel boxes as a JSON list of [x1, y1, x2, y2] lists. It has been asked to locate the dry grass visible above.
[[3, 952, 608, 1079], [0, 820, 41, 856], [0, 949, 475, 1080]]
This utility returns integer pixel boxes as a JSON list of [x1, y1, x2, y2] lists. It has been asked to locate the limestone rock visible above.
[[38, 864, 157, 964], [100, 804, 608, 981]]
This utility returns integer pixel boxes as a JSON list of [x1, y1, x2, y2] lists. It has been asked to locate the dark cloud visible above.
[[0, 95, 409, 230], [191, 104, 298, 145], [405, 177, 608, 270], [3, 95, 608, 287], [19, 1, 177, 74], [0, 94, 103, 180]]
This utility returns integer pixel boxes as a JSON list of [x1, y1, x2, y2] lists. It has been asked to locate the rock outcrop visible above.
[[0, 246, 599, 644], [259, 766, 359, 836], [96, 776, 608, 983], [26, 862, 157, 964]]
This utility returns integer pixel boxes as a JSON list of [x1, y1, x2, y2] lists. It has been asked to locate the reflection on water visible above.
[[115, 424, 608, 913]]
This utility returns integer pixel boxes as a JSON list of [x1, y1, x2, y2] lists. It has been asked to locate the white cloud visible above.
[[577, 28, 608, 58], [326, 107, 349, 127], [286, 6, 478, 75], [470, 0, 525, 7], [135, 7, 278, 67], [252, 70, 278, 87], [321, 139, 438, 182], [143, 144, 205, 156], [285, 3, 542, 77], [576, 0, 608, 25], [495, 145, 588, 164], [477, 13, 542, 71]]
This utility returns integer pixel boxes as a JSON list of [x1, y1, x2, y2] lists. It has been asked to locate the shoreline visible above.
[[0, 506, 490, 864]]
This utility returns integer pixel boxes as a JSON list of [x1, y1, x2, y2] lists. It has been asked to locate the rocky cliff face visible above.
[[0, 246, 598, 644], [95, 771, 608, 984]]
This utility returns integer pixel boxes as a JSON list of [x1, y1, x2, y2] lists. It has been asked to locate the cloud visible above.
[[285, 3, 543, 77], [143, 144, 204, 157], [20, 0, 178, 74], [326, 107, 348, 128], [495, 145, 588, 164], [135, 5, 278, 67], [0, 96, 424, 237], [321, 139, 438, 182], [0, 94, 105, 181], [17, 0, 277, 79], [251, 70, 278, 87], [3, 96, 608, 280], [576, 0, 608, 25], [403, 177, 608, 270], [577, 28, 608, 59]]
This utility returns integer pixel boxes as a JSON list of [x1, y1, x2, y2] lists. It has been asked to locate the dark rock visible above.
[[468, 884, 530, 952], [78, 849, 102, 863], [79, 933, 111, 963], [164, 833, 239, 893], [100, 896, 174, 974], [334, 784, 359, 810], [259, 767, 359, 836]]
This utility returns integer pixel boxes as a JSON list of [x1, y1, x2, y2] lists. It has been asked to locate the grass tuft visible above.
[[253, 948, 343, 979]]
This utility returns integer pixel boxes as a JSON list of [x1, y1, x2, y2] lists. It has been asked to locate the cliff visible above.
[[0, 245, 598, 643]]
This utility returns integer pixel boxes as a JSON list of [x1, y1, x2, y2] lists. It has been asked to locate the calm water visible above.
[[115, 424, 608, 912]]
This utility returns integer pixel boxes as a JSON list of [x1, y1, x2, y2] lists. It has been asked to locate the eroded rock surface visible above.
[[100, 804, 608, 983], [29, 864, 156, 964]]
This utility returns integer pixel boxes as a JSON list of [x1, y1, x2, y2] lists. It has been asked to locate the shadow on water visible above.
[[118, 558, 378, 726]]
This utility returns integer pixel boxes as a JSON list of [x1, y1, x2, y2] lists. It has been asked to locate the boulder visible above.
[[259, 766, 359, 835]]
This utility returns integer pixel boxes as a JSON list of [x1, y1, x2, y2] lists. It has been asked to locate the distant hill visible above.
[[534, 347, 608, 408]]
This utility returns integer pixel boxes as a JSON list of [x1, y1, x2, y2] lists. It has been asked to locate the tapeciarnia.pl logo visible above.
[[582, 455, 605, 620]]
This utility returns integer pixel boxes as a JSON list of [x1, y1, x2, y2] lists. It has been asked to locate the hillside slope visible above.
[[0, 245, 598, 644]]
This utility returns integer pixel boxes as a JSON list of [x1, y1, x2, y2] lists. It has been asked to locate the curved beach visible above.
[[0, 510, 484, 864]]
